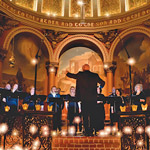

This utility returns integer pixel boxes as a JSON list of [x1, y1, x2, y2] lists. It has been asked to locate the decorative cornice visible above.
[[1, 0, 150, 32]]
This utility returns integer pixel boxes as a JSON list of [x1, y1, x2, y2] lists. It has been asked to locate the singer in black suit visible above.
[[66, 64, 105, 136]]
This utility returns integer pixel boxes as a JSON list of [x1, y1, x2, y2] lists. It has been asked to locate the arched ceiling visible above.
[[0, 0, 150, 32]]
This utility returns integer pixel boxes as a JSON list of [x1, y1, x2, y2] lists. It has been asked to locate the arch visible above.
[[53, 34, 108, 63], [3, 26, 53, 61], [109, 26, 150, 61]]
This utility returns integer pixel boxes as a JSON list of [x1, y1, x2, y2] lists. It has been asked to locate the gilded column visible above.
[[104, 62, 116, 121], [48, 63, 58, 91], [0, 48, 7, 84]]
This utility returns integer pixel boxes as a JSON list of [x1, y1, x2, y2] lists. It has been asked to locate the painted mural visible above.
[[57, 47, 106, 95], [114, 34, 150, 95], [2, 33, 48, 93]]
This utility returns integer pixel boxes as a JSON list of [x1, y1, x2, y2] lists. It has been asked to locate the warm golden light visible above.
[[74, 14, 79, 18], [61, 130, 67, 136], [103, 64, 109, 69], [145, 125, 150, 135], [0, 123, 8, 134], [13, 145, 23, 150], [49, 66, 56, 72], [31, 58, 38, 65], [0, 146, 3, 150], [136, 126, 144, 134], [52, 13, 57, 17], [29, 125, 38, 135], [46, 12, 50, 16], [51, 130, 57, 136], [41, 125, 49, 137], [141, 104, 148, 111], [127, 57, 136, 66], [112, 126, 118, 133], [77, 0, 84, 6], [68, 126, 76, 136], [12, 129, 19, 136], [98, 130, 109, 137], [74, 116, 81, 124], [137, 140, 144, 147], [35, 104, 41, 111], [105, 13, 110, 17], [132, 105, 138, 111], [32, 139, 41, 148], [104, 126, 111, 134], [116, 131, 122, 137], [123, 126, 132, 134], [22, 104, 29, 110], [42, 125, 49, 131], [5, 106, 10, 112]]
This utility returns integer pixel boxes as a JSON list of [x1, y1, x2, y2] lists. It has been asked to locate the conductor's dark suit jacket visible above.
[[67, 70, 105, 103]]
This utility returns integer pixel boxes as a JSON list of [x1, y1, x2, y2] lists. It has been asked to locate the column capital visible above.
[[0, 48, 7, 62], [104, 61, 117, 73]]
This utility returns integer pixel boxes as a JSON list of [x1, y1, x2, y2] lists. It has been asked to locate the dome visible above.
[[9, 0, 148, 18]]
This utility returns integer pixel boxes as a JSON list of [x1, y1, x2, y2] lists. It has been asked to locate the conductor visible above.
[[66, 64, 105, 136]]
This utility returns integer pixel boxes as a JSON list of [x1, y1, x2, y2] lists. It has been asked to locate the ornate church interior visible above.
[[0, 0, 150, 149]]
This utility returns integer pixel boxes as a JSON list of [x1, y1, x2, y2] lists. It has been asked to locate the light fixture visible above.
[[12, 129, 19, 136], [136, 126, 144, 134], [116, 131, 122, 137], [13, 145, 23, 150], [68, 126, 76, 136], [105, 13, 110, 17], [46, 12, 50, 16], [74, 116, 81, 124], [127, 57, 136, 66], [0, 123, 8, 134], [104, 126, 111, 134], [31, 58, 38, 65], [77, 0, 84, 6], [51, 130, 57, 136], [103, 63, 109, 69], [74, 14, 79, 18], [61, 130, 67, 136], [49, 66, 56, 72], [137, 140, 144, 147], [123, 126, 132, 135], [29, 125, 38, 135]]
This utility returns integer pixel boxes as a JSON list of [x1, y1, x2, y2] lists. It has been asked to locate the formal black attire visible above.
[[95, 94, 106, 132], [67, 70, 105, 135], [47, 93, 64, 131], [132, 91, 146, 110], [66, 94, 82, 132]]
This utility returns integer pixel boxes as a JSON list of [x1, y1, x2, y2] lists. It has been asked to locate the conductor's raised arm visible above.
[[66, 71, 78, 79], [97, 74, 105, 88]]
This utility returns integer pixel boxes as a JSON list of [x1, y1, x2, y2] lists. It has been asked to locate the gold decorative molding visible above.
[[0, 0, 150, 32], [53, 34, 109, 63], [94, 30, 118, 49], [109, 26, 150, 62], [2, 26, 53, 61], [46, 30, 68, 49]]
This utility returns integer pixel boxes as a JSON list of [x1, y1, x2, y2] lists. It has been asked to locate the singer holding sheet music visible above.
[[47, 86, 63, 132], [66, 64, 105, 136]]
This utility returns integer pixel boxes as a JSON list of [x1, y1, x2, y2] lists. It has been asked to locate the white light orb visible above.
[[29, 125, 38, 135], [123, 126, 132, 135], [0, 123, 8, 134]]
